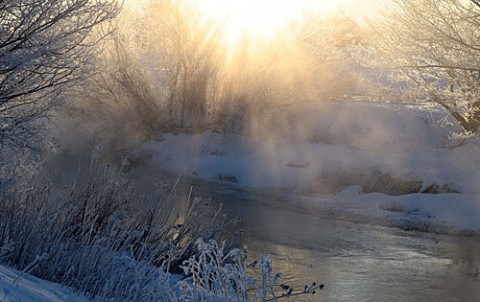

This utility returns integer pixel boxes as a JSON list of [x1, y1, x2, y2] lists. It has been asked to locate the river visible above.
[[129, 165, 480, 302]]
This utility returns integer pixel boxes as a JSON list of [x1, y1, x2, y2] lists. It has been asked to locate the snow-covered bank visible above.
[[0, 265, 89, 302], [297, 189, 480, 236], [134, 100, 480, 235]]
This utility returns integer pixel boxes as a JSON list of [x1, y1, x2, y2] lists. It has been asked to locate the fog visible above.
[[46, 0, 471, 200], [55, 0, 380, 156]]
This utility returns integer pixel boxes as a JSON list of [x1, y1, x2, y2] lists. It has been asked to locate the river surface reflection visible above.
[[45, 147, 480, 301], [131, 166, 480, 302]]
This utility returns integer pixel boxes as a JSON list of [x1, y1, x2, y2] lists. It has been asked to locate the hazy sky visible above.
[[125, 0, 387, 17], [124, 0, 387, 42]]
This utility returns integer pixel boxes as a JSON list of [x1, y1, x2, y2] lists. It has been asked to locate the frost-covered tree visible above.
[[295, 11, 367, 98], [0, 0, 120, 149], [369, 0, 480, 132], [138, 0, 223, 128], [85, 0, 223, 131]]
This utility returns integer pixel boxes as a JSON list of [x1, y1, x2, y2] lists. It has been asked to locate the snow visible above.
[[0, 265, 90, 302], [135, 100, 480, 235]]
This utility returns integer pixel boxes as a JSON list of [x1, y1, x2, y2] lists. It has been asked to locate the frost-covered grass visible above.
[[0, 238, 323, 302], [0, 162, 233, 300], [171, 238, 323, 302], [0, 159, 322, 301]]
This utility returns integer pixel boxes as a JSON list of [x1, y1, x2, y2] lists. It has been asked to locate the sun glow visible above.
[[194, 0, 341, 44], [124, 0, 383, 49]]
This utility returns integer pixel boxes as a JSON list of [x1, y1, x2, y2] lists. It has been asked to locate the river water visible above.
[[130, 165, 480, 302]]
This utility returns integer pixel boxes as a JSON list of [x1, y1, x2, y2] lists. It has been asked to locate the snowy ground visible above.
[[135, 100, 480, 235], [0, 265, 89, 302]]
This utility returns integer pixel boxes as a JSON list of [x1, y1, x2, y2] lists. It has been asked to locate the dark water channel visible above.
[[128, 165, 480, 302]]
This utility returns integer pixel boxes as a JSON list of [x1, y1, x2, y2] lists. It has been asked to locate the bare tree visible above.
[[138, 0, 223, 129], [368, 0, 480, 132], [0, 0, 120, 149], [295, 11, 367, 99]]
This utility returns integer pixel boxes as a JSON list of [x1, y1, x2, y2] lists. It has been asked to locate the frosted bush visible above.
[[0, 155, 322, 301], [172, 238, 323, 302], [0, 162, 239, 301]]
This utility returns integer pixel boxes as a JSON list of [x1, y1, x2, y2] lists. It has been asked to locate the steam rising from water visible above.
[[50, 0, 469, 198]]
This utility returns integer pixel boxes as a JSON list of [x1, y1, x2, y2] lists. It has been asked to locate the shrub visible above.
[[0, 162, 240, 300], [173, 238, 324, 302]]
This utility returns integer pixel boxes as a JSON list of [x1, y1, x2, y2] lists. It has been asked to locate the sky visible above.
[[124, 0, 387, 45], [125, 0, 387, 20]]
